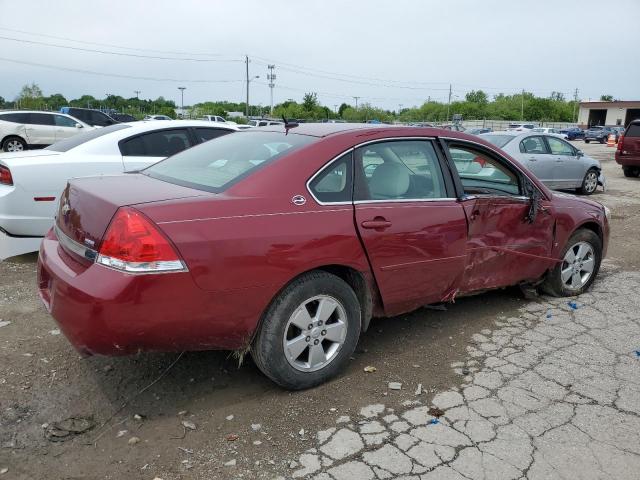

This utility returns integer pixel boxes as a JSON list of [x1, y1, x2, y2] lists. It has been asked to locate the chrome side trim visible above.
[[353, 198, 455, 205], [54, 224, 97, 262], [305, 136, 438, 206]]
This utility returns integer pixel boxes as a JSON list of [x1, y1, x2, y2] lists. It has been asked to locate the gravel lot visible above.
[[1, 141, 639, 479]]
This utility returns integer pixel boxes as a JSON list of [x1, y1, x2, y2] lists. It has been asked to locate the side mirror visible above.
[[576, 150, 584, 157], [75, 123, 83, 128]]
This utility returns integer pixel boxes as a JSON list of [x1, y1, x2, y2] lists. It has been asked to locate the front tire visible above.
[[252, 271, 361, 390], [2, 136, 27, 152], [541, 229, 602, 297], [578, 168, 599, 195]]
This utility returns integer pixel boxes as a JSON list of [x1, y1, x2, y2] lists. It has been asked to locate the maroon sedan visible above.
[[38, 124, 609, 389]]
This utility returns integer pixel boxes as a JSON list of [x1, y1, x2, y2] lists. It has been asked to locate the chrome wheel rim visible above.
[[561, 241, 595, 290], [283, 295, 347, 372], [6, 140, 23, 152], [584, 172, 598, 193]]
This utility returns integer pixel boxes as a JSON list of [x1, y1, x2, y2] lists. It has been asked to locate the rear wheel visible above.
[[252, 271, 361, 390], [541, 229, 602, 297], [623, 166, 640, 178], [599, 136, 606, 144], [2, 136, 26, 152], [584, 139, 590, 144], [578, 168, 599, 195]]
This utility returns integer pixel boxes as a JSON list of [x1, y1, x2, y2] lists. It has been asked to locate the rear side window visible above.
[[482, 135, 515, 148], [626, 124, 640, 137], [144, 131, 314, 192], [546, 136, 574, 156], [519, 136, 548, 154], [0, 113, 30, 123], [355, 140, 448, 200], [194, 127, 232, 143], [309, 153, 352, 203], [29, 113, 55, 126], [120, 129, 192, 157]]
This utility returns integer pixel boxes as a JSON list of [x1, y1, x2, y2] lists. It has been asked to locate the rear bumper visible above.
[[0, 230, 42, 260], [615, 152, 640, 167], [37, 228, 269, 355]]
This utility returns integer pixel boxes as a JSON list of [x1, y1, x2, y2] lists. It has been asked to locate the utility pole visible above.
[[178, 87, 186, 118], [134, 90, 141, 100], [521, 88, 525, 121], [446, 84, 452, 122], [245, 55, 250, 117], [267, 64, 276, 116], [573, 88, 579, 123], [334, 104, 338, 114], [353, 96, 360, 110]]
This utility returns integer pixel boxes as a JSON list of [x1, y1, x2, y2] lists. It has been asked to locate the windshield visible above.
[[480, 134, 515, 148], [45, 124, 130, 152], [144, 131, 315, 192]]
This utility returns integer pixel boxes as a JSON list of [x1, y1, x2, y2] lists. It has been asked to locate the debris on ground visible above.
[[415, 384, 423, 395], [49, 329, 60, 335], [428, 418, 440, 425], [0, 468, 8, 475], [181, 420, 196, 431], [0, 321, 10, 328], [177, 410, 188, 416], [253, 440, 262, 445], [546, 310, 553, 319], [568, 301, 579, 310], [44, 416, 96, 442], [224, 459, 237, 467], [634, 350, 640, 358], [461, 367, 470, 375], [116, 430, 128, 438], [363, 366, 377, 373], [225, 434, 239, 441], [388, 382, 402, 390], [133, 414, 144, 421], [427, 407, 445, 418], [251, 423, 262, 431], [298, 428, 305, 436], [128, 436, 140, 445], [225, 415, 234, 421]]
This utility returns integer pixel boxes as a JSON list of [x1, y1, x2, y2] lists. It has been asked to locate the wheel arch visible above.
[[1, 134, 27, 148], [575, 220, 603, 243]]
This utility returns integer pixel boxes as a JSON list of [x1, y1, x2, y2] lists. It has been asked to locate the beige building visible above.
[[577, 101, 640, 128]]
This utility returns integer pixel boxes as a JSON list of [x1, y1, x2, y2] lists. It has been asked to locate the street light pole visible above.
[[267, 64, 276, 116], [353, 96, 360, 109], [134, 90, 141, 99], [178, 87, 186, 118]]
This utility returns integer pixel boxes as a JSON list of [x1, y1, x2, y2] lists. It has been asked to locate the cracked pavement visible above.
[[283, 269, 640, 480]]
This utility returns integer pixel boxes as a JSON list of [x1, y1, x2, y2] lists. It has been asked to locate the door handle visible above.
[[361, 217, 392, 230]]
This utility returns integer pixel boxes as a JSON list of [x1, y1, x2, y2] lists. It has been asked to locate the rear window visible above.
[[626, 124, 640, 137], [45, 124, 130, 152], [480, 135, 515, 148], [144, 131, 315, 192]]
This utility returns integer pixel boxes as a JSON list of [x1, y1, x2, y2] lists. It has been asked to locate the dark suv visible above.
[[615, 120, 640, 177], [60, 107, 118, 127], [584, 125, 615, 144]]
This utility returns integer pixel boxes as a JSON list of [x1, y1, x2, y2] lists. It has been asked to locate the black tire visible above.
[[541, 229, 602, 297], [623, 166, 640, 178], [252, 271, 361, 390], [2, 136, 27, 152], [584, 139, 590, 144], [578, 168, 599, 195], [599, 136, 606, 144]]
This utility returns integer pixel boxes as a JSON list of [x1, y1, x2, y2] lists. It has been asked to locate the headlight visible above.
[[603, 205, 611, 220]]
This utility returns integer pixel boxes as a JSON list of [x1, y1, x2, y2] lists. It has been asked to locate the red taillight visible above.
[[0, 165, 12, 185], [97, 207, 185, 273], [617, 135, 624, 152]]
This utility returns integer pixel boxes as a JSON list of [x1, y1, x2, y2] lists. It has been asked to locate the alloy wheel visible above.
[[6, 140, 24, 152], [283, 295, 348, 372], [561, 241, 595, 290], [584, 171, 598, 193]]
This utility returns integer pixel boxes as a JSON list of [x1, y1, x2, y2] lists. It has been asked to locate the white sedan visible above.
[[0, 120, 238, 259], [531, 127, 568, 140]]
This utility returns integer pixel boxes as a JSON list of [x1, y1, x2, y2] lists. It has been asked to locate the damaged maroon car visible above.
[[38, 124, 609, 389]]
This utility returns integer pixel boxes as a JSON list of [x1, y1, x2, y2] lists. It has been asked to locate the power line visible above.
[[0, 35, 241, 62], [0, 56, 243, 84]]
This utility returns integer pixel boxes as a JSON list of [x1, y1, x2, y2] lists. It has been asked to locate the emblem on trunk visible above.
[[291, 195, 306, 206]]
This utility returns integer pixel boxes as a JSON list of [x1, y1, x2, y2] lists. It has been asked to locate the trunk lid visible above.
[[56, 173, 206, 251]]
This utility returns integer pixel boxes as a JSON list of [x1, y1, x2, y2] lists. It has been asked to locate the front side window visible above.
[[546, 136, 574, 156], [519, 136, 548, 154], [309, 153, 352, 203], [144, 131, 314, 192], [54, 115, 77, 127], [449, 144, 521, 196], [355, 140, 448, 201], [194, 127, 232, 143], [120, 129, 192, 157]]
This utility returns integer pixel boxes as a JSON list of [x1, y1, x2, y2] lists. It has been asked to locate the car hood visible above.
[[0, 149, 61, 166], [552, 191, 604, 212]]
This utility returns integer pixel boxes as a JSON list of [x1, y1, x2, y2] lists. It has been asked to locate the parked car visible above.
[[37, 124, 609, 389], [199, 115, 227, 123], [110, 113, 137, 123], [0, 111, 93, 152], [480, 131, 605, 194], [143, 115, 172, 121], [558, 127, 585, 140], [439, 124, 465, 132], [507, 123, 536, 131], [611, 126, 625, 142], [0, 120, 238, 259], [615, 119, 640, 177], [465, 127, 492, 135], [584, 126, 615, 144], [531, 127, 568, 139], [59, 107, 118, 127], [248, 119, 284, 127]]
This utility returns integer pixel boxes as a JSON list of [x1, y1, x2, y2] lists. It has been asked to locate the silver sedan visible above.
[[480, 131, 605, 195]]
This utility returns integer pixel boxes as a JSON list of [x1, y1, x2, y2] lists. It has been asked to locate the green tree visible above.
[[302, 92, 319, 111], [45, 93, 68, 110], [465, 90, 488, 104], [17, 82, 44, 109]]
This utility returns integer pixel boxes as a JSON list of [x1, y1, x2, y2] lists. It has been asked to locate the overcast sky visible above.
[[0, 0, 638, 110]]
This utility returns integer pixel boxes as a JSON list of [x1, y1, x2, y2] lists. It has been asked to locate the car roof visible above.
[[0, 110, 67, 115], [256, 122, 410, 137], [118, 119, 239, 132]]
